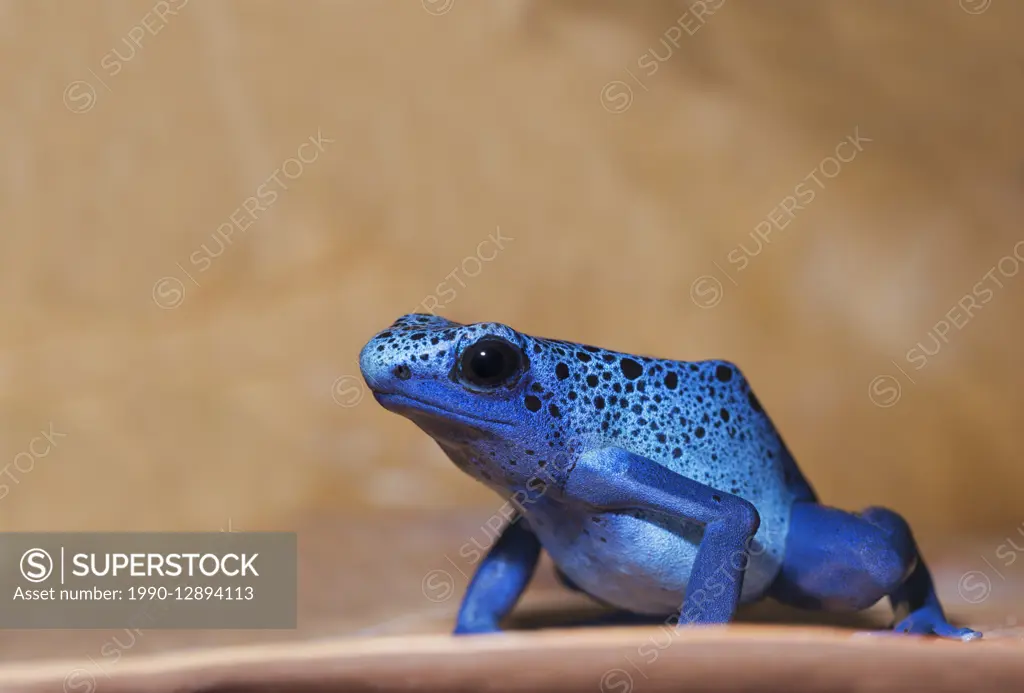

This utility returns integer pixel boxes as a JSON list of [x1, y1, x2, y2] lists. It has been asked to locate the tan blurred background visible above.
[[1, 0, 1023, 551]]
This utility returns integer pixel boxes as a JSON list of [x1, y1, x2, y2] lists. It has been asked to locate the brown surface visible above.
[[5, 627, 1024, 693], [2, 509, 1020, 664], [1, 510, 1022, 691]]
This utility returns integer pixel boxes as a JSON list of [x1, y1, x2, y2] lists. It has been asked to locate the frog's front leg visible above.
[[564, 447, 760, 627], [453, 514, 541, 635]]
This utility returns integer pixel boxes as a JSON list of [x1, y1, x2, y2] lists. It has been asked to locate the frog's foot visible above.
[[453, 620, 501, 636], [893, 605, 982, 641]]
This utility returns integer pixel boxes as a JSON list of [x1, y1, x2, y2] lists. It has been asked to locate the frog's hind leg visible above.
[[768, 502, 981, 641]]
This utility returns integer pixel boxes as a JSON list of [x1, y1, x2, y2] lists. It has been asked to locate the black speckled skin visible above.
[[360, 313, 816, 613]]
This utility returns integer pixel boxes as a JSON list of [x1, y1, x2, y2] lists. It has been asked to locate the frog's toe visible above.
[[894, 607, 982, 641], [945, 626, 983, 641]]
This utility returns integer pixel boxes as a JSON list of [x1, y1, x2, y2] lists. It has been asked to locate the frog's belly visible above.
[[527, 508, 789, 615]]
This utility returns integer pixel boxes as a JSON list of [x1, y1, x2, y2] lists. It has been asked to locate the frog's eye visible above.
[[458, 337, 525, 388]]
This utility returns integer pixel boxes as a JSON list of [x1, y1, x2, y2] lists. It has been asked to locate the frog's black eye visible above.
[[458, 337, 524, 388]]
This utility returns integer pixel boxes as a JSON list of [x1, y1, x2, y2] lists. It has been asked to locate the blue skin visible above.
[[359, 314, 981, 641]]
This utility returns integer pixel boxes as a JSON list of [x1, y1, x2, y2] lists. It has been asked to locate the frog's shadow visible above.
[[505, 599, 890, 632]]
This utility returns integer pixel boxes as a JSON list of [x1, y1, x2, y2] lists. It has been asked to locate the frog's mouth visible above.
[[373, 392, 514, 428]]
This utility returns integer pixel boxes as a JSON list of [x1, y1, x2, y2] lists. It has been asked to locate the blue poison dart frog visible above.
[[359, 314, 981, 641]]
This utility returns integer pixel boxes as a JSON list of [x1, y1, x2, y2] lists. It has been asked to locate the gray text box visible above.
[[0, 533, 296, 628]]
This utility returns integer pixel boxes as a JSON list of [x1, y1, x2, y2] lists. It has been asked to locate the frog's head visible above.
[[359, 313, 578, 491]]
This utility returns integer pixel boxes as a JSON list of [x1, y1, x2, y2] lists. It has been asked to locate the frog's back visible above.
[[516, 342, 813, 611], [619, 357, 816, 523], [527, 342, 815, 509]]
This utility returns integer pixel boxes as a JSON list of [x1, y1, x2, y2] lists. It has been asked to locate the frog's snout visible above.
[[358, 313, 465, 395], [359, 335, 405, 393]]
